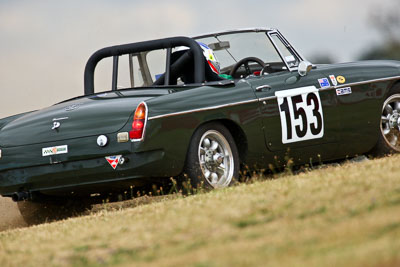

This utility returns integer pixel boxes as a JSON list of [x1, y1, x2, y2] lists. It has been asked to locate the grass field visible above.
[[1, 155, 400, 267]]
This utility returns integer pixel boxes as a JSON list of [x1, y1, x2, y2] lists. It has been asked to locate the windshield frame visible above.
[[193, 28, 305, 73]]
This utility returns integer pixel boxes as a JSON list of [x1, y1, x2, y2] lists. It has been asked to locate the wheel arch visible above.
[[384, 79, 400, 99], [369, 79, 400, 156], [195, 119, 248, 164]]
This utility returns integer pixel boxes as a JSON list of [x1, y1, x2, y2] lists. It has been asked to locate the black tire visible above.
[[183, 122, 240, 189], [17, 199, 90, 225], [370, 83, 400, 156]]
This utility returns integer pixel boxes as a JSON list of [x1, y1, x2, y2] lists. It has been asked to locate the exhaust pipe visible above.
[[12, 191, 30, 202]]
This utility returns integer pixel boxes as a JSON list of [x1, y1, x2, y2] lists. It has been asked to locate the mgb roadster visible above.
[[1, 28, 400, 222]]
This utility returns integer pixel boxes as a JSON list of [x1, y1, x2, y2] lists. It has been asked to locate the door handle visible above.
[[255, 85, 271, 92]]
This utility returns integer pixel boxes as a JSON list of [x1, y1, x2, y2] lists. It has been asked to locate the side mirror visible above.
[[298, 61, 313, 77]]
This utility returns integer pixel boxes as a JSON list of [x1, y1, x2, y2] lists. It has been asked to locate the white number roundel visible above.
[[275, 86, 324, 144]]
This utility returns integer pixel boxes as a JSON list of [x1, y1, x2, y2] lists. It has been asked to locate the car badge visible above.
[[105, 155, 122, 170], [52, 121, 61, 130], [65, 103, 82, 111]]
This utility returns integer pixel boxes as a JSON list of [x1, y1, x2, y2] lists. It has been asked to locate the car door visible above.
[[247, 68, 340, 163]]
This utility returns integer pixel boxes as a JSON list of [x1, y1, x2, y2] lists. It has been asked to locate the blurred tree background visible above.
[[310, 0, 400, 64], [308, 53, 334, 64], [359, 0, 400, 60]]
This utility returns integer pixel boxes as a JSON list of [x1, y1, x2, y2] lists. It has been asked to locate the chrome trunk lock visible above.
[[97, 135, 108, 147]]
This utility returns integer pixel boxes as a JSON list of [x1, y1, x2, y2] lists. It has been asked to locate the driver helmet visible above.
[[175, 42, 221, 75], [197, 42, 221, 75]]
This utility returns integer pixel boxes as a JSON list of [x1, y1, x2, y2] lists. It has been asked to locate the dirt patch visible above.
[[0, 196, 27, 231], [0, 194, 180, 230], [90, 194, 181, 213]]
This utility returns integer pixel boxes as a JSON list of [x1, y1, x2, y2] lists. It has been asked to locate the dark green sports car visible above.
[[1, 28, 400, 221]]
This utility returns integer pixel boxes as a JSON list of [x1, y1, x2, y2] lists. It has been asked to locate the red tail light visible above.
[[129, 102, 147, 140]]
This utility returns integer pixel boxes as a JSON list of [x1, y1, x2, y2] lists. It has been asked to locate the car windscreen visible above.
[[195, 32, 284, 71]]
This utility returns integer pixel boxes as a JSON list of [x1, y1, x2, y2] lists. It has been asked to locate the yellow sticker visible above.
[[337, 75, 346, 84]]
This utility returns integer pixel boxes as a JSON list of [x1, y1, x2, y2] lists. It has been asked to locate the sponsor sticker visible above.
[[105, 155, 122, 170], [329, 75, 338, 86], [318, 78, 330, 88], [336, 87, 352, 96], [42, 145, 68, 157], [337, 75, 346, 84]]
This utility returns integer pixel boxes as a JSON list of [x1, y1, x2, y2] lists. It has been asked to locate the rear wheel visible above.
[[371, 85, 400, 155], [183, 123, 240, 189]]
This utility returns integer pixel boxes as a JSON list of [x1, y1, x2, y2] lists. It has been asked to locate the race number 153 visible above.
[[275, 86, 324, 144]]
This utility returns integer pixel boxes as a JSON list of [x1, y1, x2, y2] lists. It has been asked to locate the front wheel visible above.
[[183, 123, 240, 189]]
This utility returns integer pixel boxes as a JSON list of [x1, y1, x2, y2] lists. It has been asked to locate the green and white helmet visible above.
[[175, 41, 221, 74]]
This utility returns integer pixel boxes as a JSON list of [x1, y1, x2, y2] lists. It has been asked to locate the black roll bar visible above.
[[84, 36, 205, 96]]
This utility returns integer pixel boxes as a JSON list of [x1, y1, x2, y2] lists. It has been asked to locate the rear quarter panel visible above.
[[139, 80, 267, 175]]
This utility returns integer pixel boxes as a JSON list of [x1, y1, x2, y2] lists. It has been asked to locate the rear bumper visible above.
[[0, 149, 168, 196]]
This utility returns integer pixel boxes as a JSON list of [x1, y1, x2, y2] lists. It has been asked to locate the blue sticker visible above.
[[318, 78, 330, 88]]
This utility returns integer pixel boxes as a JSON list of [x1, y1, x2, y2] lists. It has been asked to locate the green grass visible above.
[[1, 155, 400, 267]]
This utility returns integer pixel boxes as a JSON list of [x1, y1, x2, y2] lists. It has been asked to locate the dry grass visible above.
[[1, 155, 400, 267]]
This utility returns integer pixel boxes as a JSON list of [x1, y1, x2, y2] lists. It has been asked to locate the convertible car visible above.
[[1, 28, 400, 222]]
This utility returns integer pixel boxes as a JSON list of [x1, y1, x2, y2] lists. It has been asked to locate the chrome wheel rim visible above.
[[198, 130, 234, 188], [381, 94, 400, 151]]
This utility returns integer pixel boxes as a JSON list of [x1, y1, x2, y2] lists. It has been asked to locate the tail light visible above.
[[129, 102, 147, 140]]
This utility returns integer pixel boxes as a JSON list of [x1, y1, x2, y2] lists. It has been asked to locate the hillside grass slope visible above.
[[1, 155, 400, 267]]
